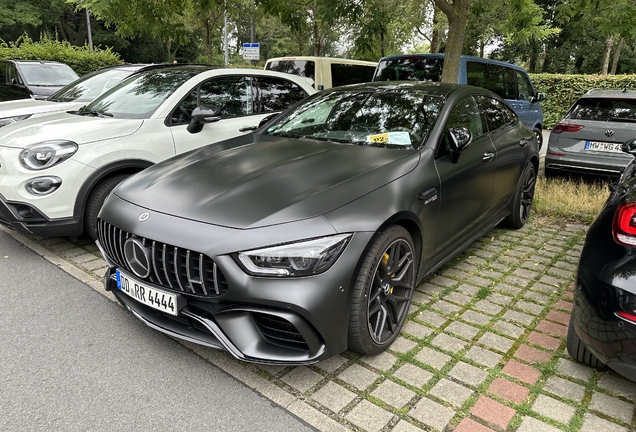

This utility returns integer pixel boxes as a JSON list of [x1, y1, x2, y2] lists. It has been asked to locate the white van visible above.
[[265, 56, 377, 90]]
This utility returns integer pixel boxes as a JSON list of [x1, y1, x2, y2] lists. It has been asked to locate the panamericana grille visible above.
[[97, 219, 228, 297], [253, 313, 309, 352]]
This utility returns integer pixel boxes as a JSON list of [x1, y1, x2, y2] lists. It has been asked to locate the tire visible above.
[[84, 174, 131, 240], [566, 318, 605, 368], [348, 225, 417, 355], [501, 163, 536, 229], [533, 127, 543, 151]]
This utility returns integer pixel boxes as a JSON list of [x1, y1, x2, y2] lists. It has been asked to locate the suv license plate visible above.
[[116, 270, 180, 316], [585, 141, 623, 153]]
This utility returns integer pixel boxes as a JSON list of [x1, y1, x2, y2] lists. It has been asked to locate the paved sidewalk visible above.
[[7, 217, 636, 431]]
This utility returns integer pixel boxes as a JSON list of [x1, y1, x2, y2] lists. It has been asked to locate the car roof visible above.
[[377, 53, 527, 72], [8, 60, 70, 66], [321, 81, 483, 98], [581, 89, 636, 98]]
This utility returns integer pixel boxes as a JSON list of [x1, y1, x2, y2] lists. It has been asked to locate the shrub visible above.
[[529, 73, 636, 128], [0, 35, 122, 76]]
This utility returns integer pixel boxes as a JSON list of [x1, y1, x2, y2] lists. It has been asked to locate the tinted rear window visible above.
[[330, 64, 375, 87], [373, 57, 443, 82], [568, 98, 636, 122], [266, 60, 316, 82]]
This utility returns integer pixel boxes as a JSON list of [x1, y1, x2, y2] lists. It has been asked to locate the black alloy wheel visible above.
[[533, 127, 543, 151], [501, 163, 536, 229], [349, 225, 416, 355]]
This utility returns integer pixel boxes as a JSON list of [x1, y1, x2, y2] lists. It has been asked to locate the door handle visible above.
[[483, 152, 495, 162], [519, 139, 529, 147], [239, 125, 258, 132]]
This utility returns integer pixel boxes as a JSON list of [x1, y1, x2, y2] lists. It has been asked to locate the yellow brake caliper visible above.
[[382, 253, 394, 294]]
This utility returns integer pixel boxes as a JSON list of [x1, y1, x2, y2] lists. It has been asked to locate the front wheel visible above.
[[348, 225, 416, 355], [84, 174, 131, 240], [501, 163, 536, 229]]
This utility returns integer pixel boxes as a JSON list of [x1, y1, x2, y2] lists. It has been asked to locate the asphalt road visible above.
[[0, 231, 315, 432]]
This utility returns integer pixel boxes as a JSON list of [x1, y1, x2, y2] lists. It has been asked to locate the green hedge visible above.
[[529, 73, 636, 128], [0, 35, 122, 76]]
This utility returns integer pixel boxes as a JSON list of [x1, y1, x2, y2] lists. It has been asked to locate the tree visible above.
[[433, 0, 471, 83]]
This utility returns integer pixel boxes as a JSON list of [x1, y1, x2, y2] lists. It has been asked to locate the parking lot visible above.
[[2, 215, 635, 432]]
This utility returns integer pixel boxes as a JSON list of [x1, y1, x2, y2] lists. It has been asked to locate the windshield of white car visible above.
[[49, 68, 140, 103], [264, 89, 443, 150], [18, 63, 79, 86], [80, 69, 202, 119]]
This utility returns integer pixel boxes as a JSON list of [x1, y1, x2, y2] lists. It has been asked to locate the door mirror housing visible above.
[[532, 92, 546, 103], [448, 127, 472, 152], [187, 106, 221, 134]]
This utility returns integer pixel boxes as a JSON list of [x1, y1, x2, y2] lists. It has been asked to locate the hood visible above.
[[0, 99, 81, 120], [0, 112, 143, 149], [115, 134, 419, 229]]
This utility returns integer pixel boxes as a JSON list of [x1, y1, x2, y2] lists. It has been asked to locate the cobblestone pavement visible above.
[[6, 217, 636, 432]]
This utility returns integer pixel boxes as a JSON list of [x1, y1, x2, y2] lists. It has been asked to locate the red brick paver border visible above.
[[515, 345, 552, 363], [454, 418, 495, 432], [502, 359, 541, 384], [470, 396, 516, 429], [535, 320, 568, 337], [527, 331, 562, 350], [554, 300, 573, 312], [546, 310, 570, 325], [488, 378, 530, 404]]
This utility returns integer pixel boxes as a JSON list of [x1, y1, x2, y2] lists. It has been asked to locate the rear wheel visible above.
[[501, 163, 536, 229], [348, 225, 416, 356], [533, 127, 543, 151], [84, 174, 131, 240], [566, 319, 605, 368]]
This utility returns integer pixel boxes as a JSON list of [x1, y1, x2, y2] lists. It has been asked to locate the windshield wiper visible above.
[[76, 106, 113, 118]]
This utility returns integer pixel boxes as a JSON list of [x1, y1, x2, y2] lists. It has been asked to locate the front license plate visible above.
[[585, 141, 624, 153], [116, 270, 181, 316]]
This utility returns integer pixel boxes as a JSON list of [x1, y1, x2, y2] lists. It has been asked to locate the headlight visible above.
[[0, 114, 32, 128], [237, 234, 351, 277], [19, 140, 78, 170]]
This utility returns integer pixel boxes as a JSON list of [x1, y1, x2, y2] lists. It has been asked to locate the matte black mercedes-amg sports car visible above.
[[96, 82, 539, 365], [567, 139, 636, 382]]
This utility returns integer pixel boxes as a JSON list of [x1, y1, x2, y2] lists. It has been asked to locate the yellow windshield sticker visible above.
[[368, 133, 389, 144]]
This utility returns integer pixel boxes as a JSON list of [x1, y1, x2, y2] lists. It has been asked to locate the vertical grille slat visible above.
[[96, 219, 228, 298]]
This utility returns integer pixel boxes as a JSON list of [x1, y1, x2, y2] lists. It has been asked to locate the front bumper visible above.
[[0, 193, 81, 237], [97, 197, 374, 365]]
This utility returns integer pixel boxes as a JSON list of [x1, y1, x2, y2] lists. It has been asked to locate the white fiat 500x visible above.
[[0, 65, 315, 238]]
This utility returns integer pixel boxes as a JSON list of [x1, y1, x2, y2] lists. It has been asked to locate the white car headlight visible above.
[[0, 114, 32, 128], [237, 234, 351, 277], [19, 140, 78, 170]]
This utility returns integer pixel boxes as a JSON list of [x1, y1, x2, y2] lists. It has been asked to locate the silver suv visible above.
[[545, 89, 636, 178]]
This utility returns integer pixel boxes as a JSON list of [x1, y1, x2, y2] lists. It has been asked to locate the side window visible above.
[[468, 62, 516, 100], [199, 76, 252, 118], [0, 62, 5, 84], [466, 61, 485, 88], [7, 64, 22, 85], [169, 76, 252, 125], [516, 71, 534, 102], [438, 96, 485, 157], [478, 96, 517, 132], [257, 77, 308, 112], [330, 64, 376, 87]]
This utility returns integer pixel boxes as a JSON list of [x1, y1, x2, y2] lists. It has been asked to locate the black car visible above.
[[0, 60, 79, 101], [96, 82, 539, 365], [568, 139, 636, 381]]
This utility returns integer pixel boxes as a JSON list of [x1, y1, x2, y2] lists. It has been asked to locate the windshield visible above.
[[81, 69, 202, 119], [18, 63, 79, 86], [374, 57, 443, 82], [568, 98, 636, 122], [49, 67, 140, 103], [265, 89, 443, 149]]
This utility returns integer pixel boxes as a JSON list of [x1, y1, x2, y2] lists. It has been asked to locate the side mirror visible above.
[[187, 106, 221, 134], [532, 92, 546, 103], [622, 138, 636, 155], [258, 113, 279, 129], [448, 126, 472, 152]]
